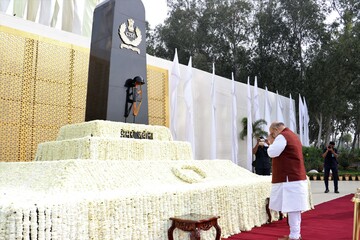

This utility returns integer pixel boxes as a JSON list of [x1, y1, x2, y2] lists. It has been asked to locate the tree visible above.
[[250, 0, 327, 92], [146, 0, 360, 148], [150, 0, 253, 79], [339, 132, 352, 148], [240, 118, 268, 140]]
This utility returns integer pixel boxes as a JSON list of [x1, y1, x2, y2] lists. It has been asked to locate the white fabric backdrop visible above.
[[147, 55, 294, 169]]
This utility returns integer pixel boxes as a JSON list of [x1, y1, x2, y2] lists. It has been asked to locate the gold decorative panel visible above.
[[0, 26, 89, 162], [0, 26, 169, 162], [147, 65, 169, 127]]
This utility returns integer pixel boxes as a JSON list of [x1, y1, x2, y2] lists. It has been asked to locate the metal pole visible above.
[[353, 189, 360, 240]]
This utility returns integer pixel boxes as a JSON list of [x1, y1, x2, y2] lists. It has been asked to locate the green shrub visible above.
[[337, 149, 357, 170], [352, 149, 360, 160], [302, 146, 323, 172], [338, 158, 350, 170]]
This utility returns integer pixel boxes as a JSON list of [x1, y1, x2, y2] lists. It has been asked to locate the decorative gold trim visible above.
[[147, 65, 169, 127], [0, 25, 89, 52]]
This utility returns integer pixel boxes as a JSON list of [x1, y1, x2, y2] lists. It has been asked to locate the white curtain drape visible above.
[[246, 78, 253, 171], [0, 0, 11, 12], [231, 72, 238, 165], [26, 0, 40, 21], [39, 0, 56, 26], [210, 63, 217, 160], [299, 94, 304, 144], [13, 0, 26, 18], [169, 49, 181, 140], [0, 0, 102, 37], [276, 91, 285, 123], [253, 76, 260, 122], [82, 0, 98, 37], [289, 94, 297, 133], [62, 0, 74, 32], [303, 97, 310, 146], [184, 57, 195, 158], [264, 87, 272, 131]]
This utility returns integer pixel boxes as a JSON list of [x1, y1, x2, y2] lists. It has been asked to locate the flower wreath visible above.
[[171, 165, 207, 184]]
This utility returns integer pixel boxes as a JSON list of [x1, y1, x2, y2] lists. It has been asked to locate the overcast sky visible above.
[[142, 0, 168, 28]]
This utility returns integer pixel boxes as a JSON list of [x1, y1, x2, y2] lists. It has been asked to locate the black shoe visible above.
[[335, 190, 339, 193], [325, 189, 329, 193]]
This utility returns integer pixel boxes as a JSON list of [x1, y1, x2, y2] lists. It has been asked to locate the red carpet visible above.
[[224, 194, 354, 240]]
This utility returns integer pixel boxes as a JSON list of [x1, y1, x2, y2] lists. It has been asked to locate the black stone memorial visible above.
[[85, 0, 148, 124]]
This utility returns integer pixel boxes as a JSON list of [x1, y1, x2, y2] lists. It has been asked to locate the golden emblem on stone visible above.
[[118, 18, 142, 54]]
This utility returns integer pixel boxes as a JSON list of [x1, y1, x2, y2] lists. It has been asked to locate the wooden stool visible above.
[[168, 213, 221, 240]]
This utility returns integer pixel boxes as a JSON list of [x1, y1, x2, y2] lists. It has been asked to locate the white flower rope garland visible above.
[[171, 165, 207, 183], [56, 120, 173, 141]]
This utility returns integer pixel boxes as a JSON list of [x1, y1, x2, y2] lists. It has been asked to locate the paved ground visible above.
[[310, 180, 359, 205]]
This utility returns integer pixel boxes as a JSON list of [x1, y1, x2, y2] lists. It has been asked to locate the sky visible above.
[[141, 0, 338, 27], [142, 0, 168, 28]]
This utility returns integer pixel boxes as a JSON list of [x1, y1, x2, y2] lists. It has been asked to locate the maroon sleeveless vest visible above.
[[272, 128, 307, 183]]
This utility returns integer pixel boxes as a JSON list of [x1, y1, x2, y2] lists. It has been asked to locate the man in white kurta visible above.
[[267, 122, 309, 240]]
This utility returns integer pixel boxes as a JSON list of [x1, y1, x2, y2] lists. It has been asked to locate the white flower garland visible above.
[[57, 120, 173, 141], [171, 165, 207, 183], [35, 138, 193, 161]]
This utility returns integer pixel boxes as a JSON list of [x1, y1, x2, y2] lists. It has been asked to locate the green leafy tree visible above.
[[302, 146, 323, 171], [151, 0, 252, 79], [145, 0, 360, 149], [250, 0, 327, 92], [240, 118, 268, 141]]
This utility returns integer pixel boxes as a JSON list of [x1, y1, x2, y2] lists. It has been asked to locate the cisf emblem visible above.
[[118, 19, 142, 54]]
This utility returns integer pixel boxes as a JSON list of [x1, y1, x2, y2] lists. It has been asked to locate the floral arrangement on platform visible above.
[[0, 121, 313, 240], [35, 137, 192, 161], [57, 120, 173, 141], [0, 160, 276, 240], [35, 120, 193, 161]]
